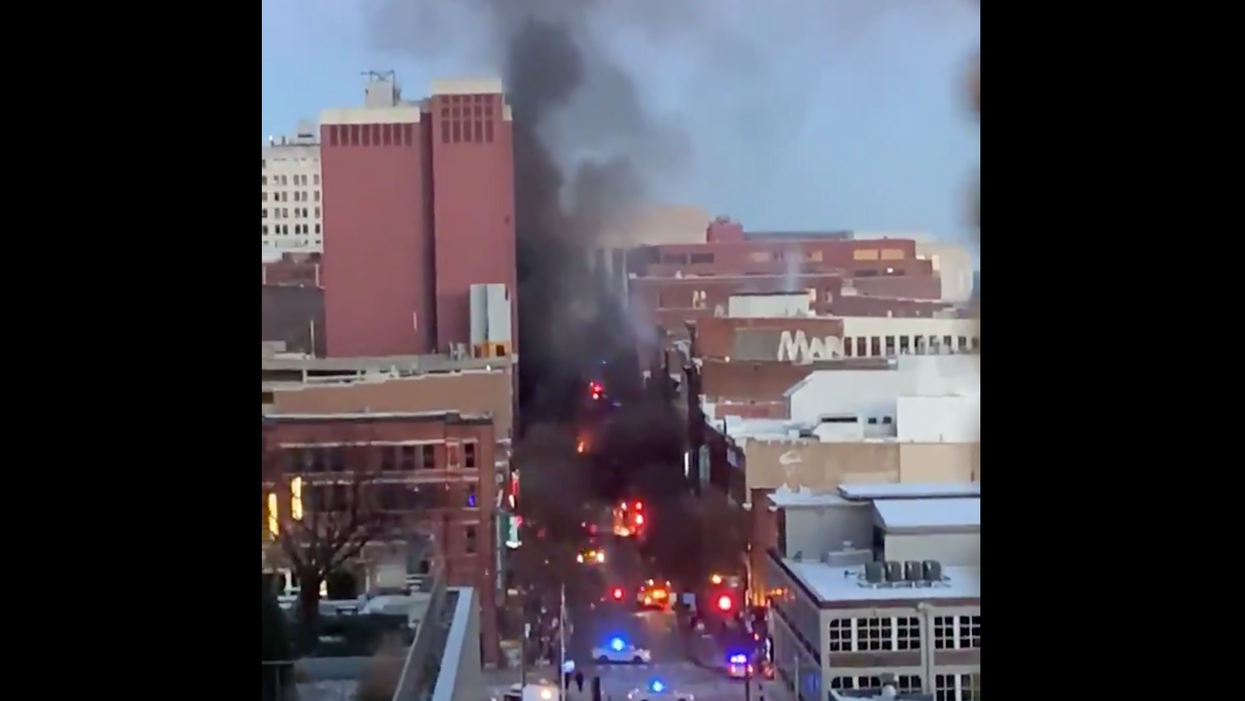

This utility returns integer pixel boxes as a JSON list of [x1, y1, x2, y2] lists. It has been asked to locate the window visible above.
[[934, 615, 979, 649], [466, 484, 478, 508], [465, 526, 478, 554], [827, 618, 851, 652], [855, 268, 879, 277], [313, 174, 320, 185], [880, 248, 906, 260], [420, 444, 436, 469], [957, 335, 969, 352], [943, 335, 954, 352], [935, 673, 979, 701], [899, 336, 911, 354], [326, 446, 345, 472], [689, 253, 714, 264], [869, 336, 881, 356], [929, 335, 942, 354], [399, 446, 417, 470], [882, 416, 893, 425], [970, 336, 980, 352], [842, 337, 853, 357], [747, 251, 771, 263], [379, 446, 396, 471], [858, 617, 889, 651], [853, 249, 880, 261], [915, 336, 928, 354], [692, 290, 707, 309], [830, 676, 883, 690], [855, 337, 867, 357], [884, 336, 896, 356], [960, 614, 981, 648], [808, 250, 824, 263], [896, 616, 920, 650], [867, 417, 878, 425], [897, 676, 923, 691], [463, 442, 477, 468]]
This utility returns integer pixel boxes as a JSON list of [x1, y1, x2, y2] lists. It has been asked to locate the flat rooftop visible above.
[[262, 354, 515, 373], [874, 497, 980, 532], [785, 559, 980, 605], [839, 483, 981, 500], [768, 486, 855, 508]]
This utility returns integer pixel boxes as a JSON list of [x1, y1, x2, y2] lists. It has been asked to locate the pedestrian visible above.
[[591, 675, 602, 701], [575, 670, 584, 693], [564, 670, 572, 690]]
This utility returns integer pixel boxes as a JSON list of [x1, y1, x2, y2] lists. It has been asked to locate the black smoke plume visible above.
[[363, 0, 691, 423]]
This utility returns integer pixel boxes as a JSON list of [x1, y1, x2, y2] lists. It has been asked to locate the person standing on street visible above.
[[574, 670, 584, 693]]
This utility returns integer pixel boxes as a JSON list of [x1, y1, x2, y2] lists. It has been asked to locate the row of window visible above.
[[830, 675, 922, 691], [263, 190, 320, 203], [262, 173, 319, 186], [326, 123, 417, 149], [842, 334, 979, 357], [262, 207, 320, 219], [283, 443, 478, 472], [262, 224, 320, 236], [300, 482, 478, 512], [828, 617, 922, 652], [659, 248, 909, 267], [440, 119, 495, 145], [827, 615, 980, 652], [933, 615, 981, 650], [829, 674, 979, 701]]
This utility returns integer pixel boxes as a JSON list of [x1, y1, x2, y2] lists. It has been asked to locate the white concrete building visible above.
[[763, 483, 981, 701], [262, 121, 323, 253], [784, 355, 980, 438]]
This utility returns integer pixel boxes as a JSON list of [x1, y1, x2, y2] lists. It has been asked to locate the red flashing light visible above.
[[612, 588, 624, 600], [634, 502, 643, 511], [634, 514, 644, 525], [717, 595, 734, 612]]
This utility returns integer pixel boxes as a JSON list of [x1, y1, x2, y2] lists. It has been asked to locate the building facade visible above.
[[260, 410, 502, 666], [319, 73, 516, 358], [262, 124, 323, 253], [761, 491, 981, 701]]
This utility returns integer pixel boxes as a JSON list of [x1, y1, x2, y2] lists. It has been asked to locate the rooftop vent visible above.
[[864, 562, 885, 585], [857, 559, 950, 589]]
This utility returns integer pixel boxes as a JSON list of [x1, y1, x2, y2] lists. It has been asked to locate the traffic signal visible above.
[[717, 594, 734, 612], [612, 588, 624, 601]]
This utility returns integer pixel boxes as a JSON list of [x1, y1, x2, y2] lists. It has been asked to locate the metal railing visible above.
[[391, 567, 449, 701]]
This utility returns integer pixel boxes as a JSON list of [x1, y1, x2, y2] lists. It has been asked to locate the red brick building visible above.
[[319, 75, 516, 358], [261, 409, 501, 665]]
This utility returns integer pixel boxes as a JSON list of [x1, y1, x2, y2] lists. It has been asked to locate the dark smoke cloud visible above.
[[361, 0, 715, 420]]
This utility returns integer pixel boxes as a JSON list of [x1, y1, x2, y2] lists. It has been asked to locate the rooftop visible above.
[[262, 354, 515, 373], [768, 486, 855, 508], [268, 410, 492, 425], [785, 558, 980, 605], [873, 498, 981, 532], [839, 483, 981, 500]]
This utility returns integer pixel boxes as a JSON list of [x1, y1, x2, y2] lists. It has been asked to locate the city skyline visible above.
[[262, 0, 981, 246]]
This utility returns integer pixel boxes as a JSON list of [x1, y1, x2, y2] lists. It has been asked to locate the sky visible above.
[[262, 0, 980, 246]]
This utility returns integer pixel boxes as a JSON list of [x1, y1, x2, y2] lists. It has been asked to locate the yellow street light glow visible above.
[[290, 477, 303, 520], [267, 493, 280, 536]]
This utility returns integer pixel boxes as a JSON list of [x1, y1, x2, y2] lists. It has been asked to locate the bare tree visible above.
[[262, 436, 395, 633]]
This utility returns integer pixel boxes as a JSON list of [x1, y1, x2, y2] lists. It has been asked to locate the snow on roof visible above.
[[768, 485, 854, 508], [839, 483, 980, 500], [873, 498, 980, 531], [786, 559, 980, 603]]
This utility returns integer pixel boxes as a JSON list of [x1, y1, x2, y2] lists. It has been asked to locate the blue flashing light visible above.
[[609, 637, 625, 652], [729, 653, 748, 665], [650, 680, 666, 693]]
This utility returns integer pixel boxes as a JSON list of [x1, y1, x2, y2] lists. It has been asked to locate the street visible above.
[[489, 607, 777, 701]]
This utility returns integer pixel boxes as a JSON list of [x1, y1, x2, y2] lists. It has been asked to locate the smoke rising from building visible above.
[[362, 0, 714, 419]]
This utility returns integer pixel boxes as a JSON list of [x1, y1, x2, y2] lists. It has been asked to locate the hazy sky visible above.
[[262, 0, 980, 245]]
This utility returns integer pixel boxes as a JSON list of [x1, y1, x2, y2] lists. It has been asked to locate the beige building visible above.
[[743, 440, 980, 497], [262, 123, 323, 253]]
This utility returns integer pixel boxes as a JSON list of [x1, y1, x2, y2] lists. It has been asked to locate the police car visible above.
[[592, 637, 652, 664], [726, 653, 753, 679], [625, 679, 693, 701]]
